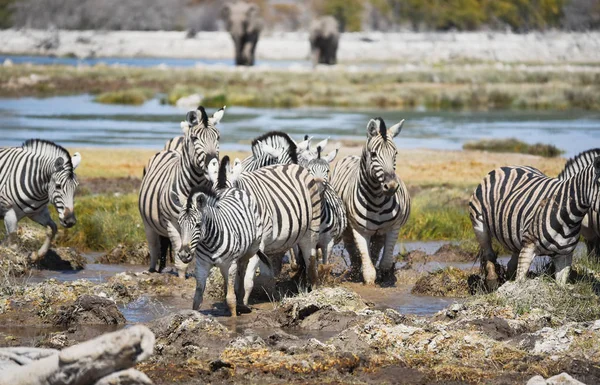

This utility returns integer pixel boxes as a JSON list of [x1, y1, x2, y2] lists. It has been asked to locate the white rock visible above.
[[527, 375, 547, 385], [546, 373, 586, 385], [3, 59, 12, 66], [176, 93, 202, 108]]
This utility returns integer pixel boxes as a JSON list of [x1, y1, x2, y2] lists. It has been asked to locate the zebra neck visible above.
[[358, 158, 384, 196], [569, 165, 597, 212], [197, 209, 221, 246], [175, 147, 207, 194]]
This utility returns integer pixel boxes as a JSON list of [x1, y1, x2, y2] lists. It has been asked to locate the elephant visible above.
[[222, 1, 263, 66], [309, 16, 340, 66]]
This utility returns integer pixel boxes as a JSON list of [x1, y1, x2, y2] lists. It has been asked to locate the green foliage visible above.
[[463, 138, 564, 158], [0, 0, 15, 28], [94, 88, 154, 105], [55, 193, 145, 251]]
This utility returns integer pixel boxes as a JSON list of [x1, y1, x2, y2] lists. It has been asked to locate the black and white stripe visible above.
[[173, 183, 265, 315], [330, 118, 410, 284], [217, 157, 321, 304], [296, 135, 329, 167], [240, 131, 298, 172], [138, 106, 223, 277], [163, 107, 225, 154], [469, 159, 600, 288], [557, 149, 600, 258], [0, 139, 80, 259]]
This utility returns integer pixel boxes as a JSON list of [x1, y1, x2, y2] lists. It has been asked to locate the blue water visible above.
[[0, 94, 598, 156]]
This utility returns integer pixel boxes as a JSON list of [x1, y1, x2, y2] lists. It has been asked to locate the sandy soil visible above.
[[1, 29, 600, 64]]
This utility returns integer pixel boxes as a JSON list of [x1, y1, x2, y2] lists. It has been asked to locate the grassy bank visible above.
[[2, 63, 600, 110]]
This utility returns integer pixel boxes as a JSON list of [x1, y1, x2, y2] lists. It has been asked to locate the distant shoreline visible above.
[[0, 29, 599, 64]]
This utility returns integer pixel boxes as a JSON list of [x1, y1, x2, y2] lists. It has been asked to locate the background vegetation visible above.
[[0, 0, 598, 32]]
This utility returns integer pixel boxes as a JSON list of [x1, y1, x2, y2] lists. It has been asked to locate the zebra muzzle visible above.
[[178, 244, 193, 264], [382, 180, 399, 196], [60, 209, 77, 228]]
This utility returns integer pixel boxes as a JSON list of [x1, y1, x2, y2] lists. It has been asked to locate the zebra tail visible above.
[[257, 250, 273, 273]]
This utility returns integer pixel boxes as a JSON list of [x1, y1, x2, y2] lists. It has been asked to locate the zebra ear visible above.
[[296, 136, 312, 151], [325, 147, 338, 163], [54, 157, 65, 171], [193, 192, 209, 209], [315, 137, 329, 151], [387, 119, 405, 138], [186, 110, 199, 126], [71, 152, 82, 170], [209, 106, 226, 125], [366, 119, 380, 138], [171, 191, 183, 209], [180, 121, 190, 134]]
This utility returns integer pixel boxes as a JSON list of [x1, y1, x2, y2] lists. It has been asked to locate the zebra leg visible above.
[[472, 221, 498, 289], [298, 239, 318, 288], [192, 258, 212, 311], [369, 234, 385, 266], [220, 261, 238, 317], [506, 253, 519, 280], [167, 222, 187, 278], [379, 227, 401, 281], [289, 246, 299, 271], [342, 227, 361, 278], [2, 208, 19, 247], [554, 254, 572, 286], [516, 243, 536, 282], [144, 225, 161, 273], [29, 207, 57, 261], [351, 228, 375, 285], [242, 255, 261, 306]]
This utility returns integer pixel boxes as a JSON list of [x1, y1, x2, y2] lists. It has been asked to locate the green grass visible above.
[[55, 193, 145, 251], [94, 88, 155, 105], [463, 138, 564, 157]]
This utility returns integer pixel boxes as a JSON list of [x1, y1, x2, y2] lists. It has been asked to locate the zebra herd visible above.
[[1, 105, 600, 316]]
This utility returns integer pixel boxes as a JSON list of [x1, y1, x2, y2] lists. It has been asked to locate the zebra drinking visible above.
[[469, 158, 600, 289], [0, 139, 81, 260], [215, 157, 321, 305], [330, 118, 410, 285], [139, 106, 223, 277], [173, 183, 268, 316]]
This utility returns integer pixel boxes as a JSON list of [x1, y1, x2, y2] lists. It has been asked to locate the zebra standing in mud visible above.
[[138, 106, 224, 277], [306, 145, 347, 264], [173, 183, 270, 316], [469, 158, 600, 290], [239, 131, 298, 172], [557, 148, 600, 258], [330, 118, 410, 285], [0, 139, 81, 260], [215, 156, 322, 305]]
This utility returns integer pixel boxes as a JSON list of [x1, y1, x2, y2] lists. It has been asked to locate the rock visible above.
[[445, 303, 466, 319], [176, 94, 203, 108], [528, 373, 586, 385], [228, 331, 266, 350], [518, 324, 575, 354], [412, 267, 471, 297], [528, 375, 548, 385], [205, 267, 225, 300], [433, 244, 474, 262], [54, 295, 126, 328], [37, 247, 86, 270], [0, 246, 30, 276], [97, 243, 149, 264], [3, 58, 12, 66], [403, 250, 428, 263]]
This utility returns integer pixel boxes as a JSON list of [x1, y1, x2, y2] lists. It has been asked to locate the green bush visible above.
[[463, 138, 564, 158], [94, 88, 154, 105]]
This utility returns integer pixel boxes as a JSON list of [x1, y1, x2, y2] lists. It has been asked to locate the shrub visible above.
[[463, 138, 564, 158]]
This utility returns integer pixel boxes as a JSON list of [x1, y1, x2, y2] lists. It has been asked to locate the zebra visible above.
[[215, 156, 321, 305], [239, 131, 298, 172], [305, 145, 347, 264], [468, 158, 600, 289], [330, 118, 410, 285], [296, 135, 329, 167], [0, 139, 81, 260], [163, 107, 225, 153], [172, 183, 270, 316], [557, 148, 600, 258], [138, 106, 224, 278]]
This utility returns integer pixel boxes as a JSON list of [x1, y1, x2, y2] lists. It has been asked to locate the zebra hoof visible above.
[[377, 268, 397, 287], [148, 267, 157, 273]]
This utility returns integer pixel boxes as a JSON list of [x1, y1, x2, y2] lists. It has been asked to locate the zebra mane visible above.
[[21, 139, 74, 175], [197, 106, 209, 126], [217, 156, 230, 189], [557, 148, 600, 180], [187, 183, 218, 209], [316, 145, 322, 159], [376, 117, 387, 140], [251, 131, 298, 163]]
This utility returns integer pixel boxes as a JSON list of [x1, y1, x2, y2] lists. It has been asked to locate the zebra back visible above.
[[164, 136, 184, 152], [241, 131, 298, 172], [557, 148, 600, 180], [233, 163, 321, 254], [0, 139, 80, 221]]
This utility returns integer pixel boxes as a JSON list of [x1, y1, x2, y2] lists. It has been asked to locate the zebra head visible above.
[[307, 145, 339, 184], [181, 106, 224, 173], [48, 152, 81, 228], [173, 185, 218, 264], [363, 117, 404, 196]]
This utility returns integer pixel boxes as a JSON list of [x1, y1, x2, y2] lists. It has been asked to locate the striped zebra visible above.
[[173, 183, 269, 316], [163, 107, 225, 153], [240, 131, 298, 172], [469, 159, 600, 289], [0, 139, 81, 260], [296, 135, 329, 167], [557, 148, 600, 258], [138, 106, 223, 277], [330, 118, 410, 285], [215, 156, 321, 305], [306, 145, 347, 264]]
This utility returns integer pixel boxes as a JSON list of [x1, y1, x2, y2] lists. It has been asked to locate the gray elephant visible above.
[[309, 16, 340, 66], [222, 1, 263, 66]]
